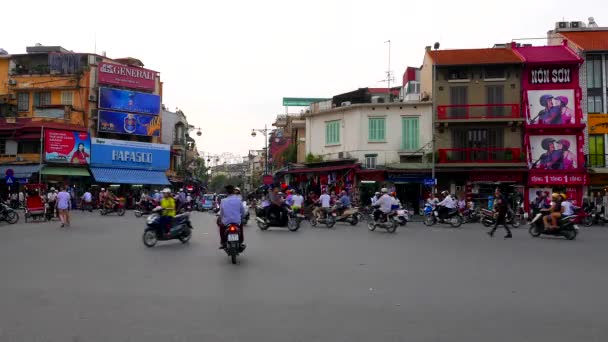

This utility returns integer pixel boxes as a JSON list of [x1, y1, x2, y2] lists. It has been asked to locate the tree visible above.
[[209, 174, 228, 193], [281, 143, 298, 165], [305, 153, 324, 163], [192, 158, 209, 183]]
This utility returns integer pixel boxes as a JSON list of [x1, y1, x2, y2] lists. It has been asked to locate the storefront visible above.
[[467, 171, 526, 208], [89, 138, 170, 195], [277, 162, 359, 200], [515, 43, 586, 208], [386, 171, 427, 214]]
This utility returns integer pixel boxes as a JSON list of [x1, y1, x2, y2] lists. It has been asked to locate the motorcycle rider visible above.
[[560, 193, 574, 217], [218, 185, 245, 249], [267, 185, 285, 221], [160, 188, 176, 236], [436, 190, 456, 219], [543, 193, 562, 230], [314, 189, 332, 220], [291, 190, 304, 212], [373, 188, 392, 222], [371, 192, 381, 206]]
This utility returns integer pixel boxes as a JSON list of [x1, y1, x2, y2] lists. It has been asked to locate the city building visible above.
[[548, 19, 608, 194], [421, 45, 527, 202], [161, 107, 198, 185]]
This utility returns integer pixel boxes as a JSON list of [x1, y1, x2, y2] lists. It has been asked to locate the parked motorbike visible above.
[[334, 203, 359, 226], [223, 223, 245, 264], [480, 208, 521, 228], [528, 211, 579, 240], [424, 206, 463, 228], [255, 205, 301, 231], [0, 203, 19, 224], [100, 200, 126, 216], [310, 207, 336, 228], [368, 208, 398, 233], [142, 207, 193, 247]]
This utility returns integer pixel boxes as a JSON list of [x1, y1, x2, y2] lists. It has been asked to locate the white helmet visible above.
[[381, 188, 388, 193], [50, 187, 55, 191], [162, 188, 171, 194], [101, 188, 105, 191]]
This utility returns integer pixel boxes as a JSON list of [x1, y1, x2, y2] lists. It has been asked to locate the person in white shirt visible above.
[[81, 190, 93, 212], [47, 188, 58, 218], [373, 188, 393, 221], [437, 191, 456, 218], [291, 191, 304, 211], [371, 192, 381, 206], [561, 196, 574, 216], [314, 190, 332, 219]]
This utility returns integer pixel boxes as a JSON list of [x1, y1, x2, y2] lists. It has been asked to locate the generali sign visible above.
[[530, 67, 572, 85], [528, 173, 587, 185], [98, 62, 156, 91]]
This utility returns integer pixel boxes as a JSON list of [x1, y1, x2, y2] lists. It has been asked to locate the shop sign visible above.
[[470, 173, 523, 183], [91, 138, 169, 170], [526, 89, 576, 125], [529, 135, 580, 170], [588, 114, 608, 134], [98, 110, 161, 137], [44, 129, 91, 165], [99, 87, 161, 115], [98, 62, 156, 91], [530, 67, 572, 85], [528, 173, 587, 185]]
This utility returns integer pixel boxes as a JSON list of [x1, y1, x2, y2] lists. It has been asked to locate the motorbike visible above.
[[394, 207, 409, 226], [255, 205, 301, 231], [310, 206, 336, 228], [142, 207, 193, 247], [423, 205, 463, 228], [528, 211, 579, 240], [334, 203, 359, 226], [242, 209, 250, 226], [480, 208, 521, 228], [223, 223, 245, 264], [569, 206, 593, 227], [134, 200, 157, 217], [100, 200, 126, 216], [0, 202, 19, 224], [368, 208, 398, 233]]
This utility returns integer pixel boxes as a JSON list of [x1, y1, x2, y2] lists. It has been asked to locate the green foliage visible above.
[[281, 144, 298, 164], [208, 174, 244, 193], [305, 153, 324, 163]]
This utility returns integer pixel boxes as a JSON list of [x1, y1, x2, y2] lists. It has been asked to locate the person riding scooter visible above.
[[373, 188, 392, 222], [543, 193, 562, 230], [218, 185, 245, 249], [160, 188, 176, 236], [436, 191, 456, 219]]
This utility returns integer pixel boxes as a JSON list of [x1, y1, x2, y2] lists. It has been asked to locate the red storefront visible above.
[[514, 41, 586, 208]]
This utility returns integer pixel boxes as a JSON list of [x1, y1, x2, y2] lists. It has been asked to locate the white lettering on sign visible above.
[[530, 68, 571, 84], [111, 150, 152, 164], [99, 63, 155, 80]]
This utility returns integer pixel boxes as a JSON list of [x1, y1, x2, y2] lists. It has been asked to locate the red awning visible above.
[[284, 164, 359, 174], [356, 169, 386, 182], [14, 133, 41, 141]]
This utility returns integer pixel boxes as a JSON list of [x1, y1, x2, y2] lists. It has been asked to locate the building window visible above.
[[0, 139, 5, 154], [365, 155, 377, 169], [325, 120, 340, 145], [449, 86, 468, 117], [589, 134, 605, 167], [17, 93, 29, 112], [586, 55, 603, 89], [484, 66, 506, 79], [61, 91, 73, 105], [486, 85, 505, 116], [452, 128, 503, 149], [447, 68, 469, 80], [588, 95, 603, 114], [33, 92, 51, 107], [17, 141, 40, 154], [401, 117, 419, 151], [368, 117, 386, 142]]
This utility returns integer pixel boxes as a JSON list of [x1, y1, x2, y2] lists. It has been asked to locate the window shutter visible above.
[[378, 118, 385, 140]]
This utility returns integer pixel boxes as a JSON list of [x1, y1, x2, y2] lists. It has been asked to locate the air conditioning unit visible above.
[[8, 79, 17, 86], [338, 152, 344, 159], [340, 101, 351, 107], [88, 94, 97, 102], [570, 21, 585, 29], [556, 21, 569, 29]]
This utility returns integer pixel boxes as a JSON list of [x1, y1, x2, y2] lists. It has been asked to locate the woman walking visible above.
[[56, 186, 71, 228]]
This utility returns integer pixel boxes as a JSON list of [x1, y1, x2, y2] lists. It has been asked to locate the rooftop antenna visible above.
[[94, 33, 97, 54], [379, 40, 395, 101]]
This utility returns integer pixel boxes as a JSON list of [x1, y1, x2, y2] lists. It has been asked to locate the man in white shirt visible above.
[[561, 196, 574, 216], [314, 190, 332, 219], [371, 192, 381, 206], [47, 188, 58, 218], [373, 188, 393, 221], [81, 189, 92, 212], [437, 191, 456, 219], [291, 191, 304, 210]]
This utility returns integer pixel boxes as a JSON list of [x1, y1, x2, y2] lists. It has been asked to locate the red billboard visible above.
[[44, 129, 91, 165], [98, 62, 157, 91]]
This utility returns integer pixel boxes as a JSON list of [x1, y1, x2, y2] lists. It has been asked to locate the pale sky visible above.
[[3, 0, 605, 157]]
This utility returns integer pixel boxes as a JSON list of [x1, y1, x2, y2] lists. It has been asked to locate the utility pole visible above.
[[383, 40, 394, 101], [431, 42, 440, 193]]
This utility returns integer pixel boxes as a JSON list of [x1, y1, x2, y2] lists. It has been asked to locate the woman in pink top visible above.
[[558, 139, 576, 170], [56, 186, 71, 227]]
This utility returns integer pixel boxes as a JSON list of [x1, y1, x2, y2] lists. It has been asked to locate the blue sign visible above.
[[98, 110, 161, 137], [5, 175, 14, 185], [90, 138, 170, 170], [98, 87, 161, 115], [424, 178, 437, 186]]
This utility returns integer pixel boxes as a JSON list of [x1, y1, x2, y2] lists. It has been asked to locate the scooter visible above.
[[0, 203, 19, 224], [142, 207, 193, 247], [255, 205, 301, 231], [310, 206, 336, 228], [368, 208, 398, 233], [424, 206, 463, 228], [480, 208, 521, 228], [134, 200, 157, 217], [394, 207, 409, 226], [223, 223, 245, 264], [334, 203, 359, 226], [528, 211, 579, 240], [100, 200, 126, 216]]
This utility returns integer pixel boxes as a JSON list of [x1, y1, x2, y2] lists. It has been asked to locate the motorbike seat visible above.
[[174, 214, 189, 224]]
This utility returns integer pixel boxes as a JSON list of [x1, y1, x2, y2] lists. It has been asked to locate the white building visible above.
[[304, 102, 433, 168]]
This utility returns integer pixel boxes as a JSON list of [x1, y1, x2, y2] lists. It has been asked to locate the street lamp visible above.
[[431, 42, 440, 193], [251, 124, 270, 175]]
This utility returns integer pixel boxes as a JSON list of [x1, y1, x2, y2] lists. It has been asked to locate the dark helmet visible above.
[[558, 139, 571, 150], [540, 94, 554, 107], [541, 138, 556, 150]]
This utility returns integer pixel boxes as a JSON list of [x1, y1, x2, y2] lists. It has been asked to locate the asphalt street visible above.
[[0, 210, 607, 342]]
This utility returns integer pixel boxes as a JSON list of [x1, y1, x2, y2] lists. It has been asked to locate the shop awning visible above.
[[0, 164, 43, 178], [41, 167, 90, 177], [282, 163, 359, 174], [89, 167, 170, 185]]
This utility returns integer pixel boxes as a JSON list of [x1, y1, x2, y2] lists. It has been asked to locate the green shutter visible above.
[[369, 118, 385, 141], [402, 117, 419, 150], [378, 118, 385, 140], [326, 120, 340, 145]]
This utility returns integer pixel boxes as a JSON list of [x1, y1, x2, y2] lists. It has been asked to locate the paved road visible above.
[[0, 210, 607, 342]]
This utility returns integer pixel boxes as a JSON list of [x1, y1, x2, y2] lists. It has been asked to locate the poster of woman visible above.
[[527, 89, 575, 124], [529, 135, 577, 170], [44, 130, 91, 164]]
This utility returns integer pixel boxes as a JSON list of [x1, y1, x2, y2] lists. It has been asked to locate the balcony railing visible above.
[[438, 148, 523, 163], [437, 104, 520, 120], [586, 154, 608, 168]]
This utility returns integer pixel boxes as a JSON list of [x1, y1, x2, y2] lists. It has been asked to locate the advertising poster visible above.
[[528, 187, 579, 206], [527, 89, 575, 125], [44, 129, 91, 165], [99, 87, 161, 115], [90, 138, 170, 170], [98, 110, 161, 137], [529, 135, 578, 170], [97, 62, 156, 91]]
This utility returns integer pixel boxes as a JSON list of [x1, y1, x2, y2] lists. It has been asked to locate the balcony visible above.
[[437, 104, 521, 121], [438, 148, 523, 164], [586, 154, 608, 168]]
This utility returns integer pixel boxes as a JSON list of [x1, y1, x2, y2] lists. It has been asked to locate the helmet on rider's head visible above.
[[551, 193, 560, 200], [234, 187, 241, 194], [162, 188, 171, 194], [560, 193, 567, 200], [441, 190, 449, 196], [381, 188, 388, 193], [375, 192, 380, 196]]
